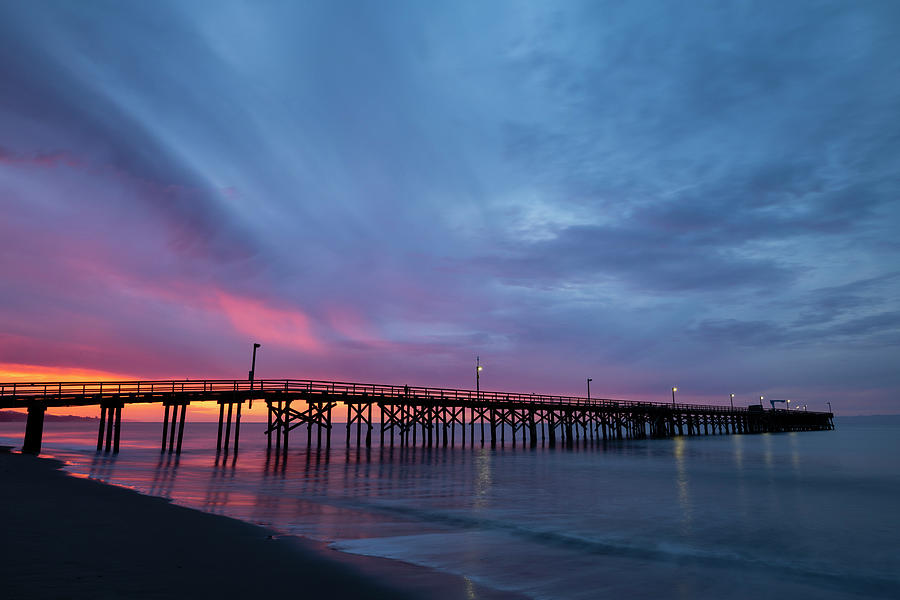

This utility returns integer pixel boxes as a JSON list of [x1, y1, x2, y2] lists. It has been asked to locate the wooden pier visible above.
[[0, 379, 835, 456]]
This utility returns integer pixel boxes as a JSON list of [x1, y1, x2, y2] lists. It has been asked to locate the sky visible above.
[[1, 0, 899, 418]]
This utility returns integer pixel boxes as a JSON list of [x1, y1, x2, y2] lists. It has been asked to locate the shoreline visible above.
[[0, 448, 525, 599]]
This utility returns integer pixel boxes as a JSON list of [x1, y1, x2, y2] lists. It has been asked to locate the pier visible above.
[[0, 379, 835, 456]]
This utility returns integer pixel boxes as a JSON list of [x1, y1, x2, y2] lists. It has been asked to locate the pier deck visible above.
[[0, 379, 835, 455]]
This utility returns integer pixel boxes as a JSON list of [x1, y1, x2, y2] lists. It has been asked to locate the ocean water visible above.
[[2, 416, 898, 599]]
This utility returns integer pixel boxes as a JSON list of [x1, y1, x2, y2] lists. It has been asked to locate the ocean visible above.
[[2, 416, 898, 599]]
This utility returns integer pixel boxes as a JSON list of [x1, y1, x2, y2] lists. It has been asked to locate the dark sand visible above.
[[0, 449, 525, 599]]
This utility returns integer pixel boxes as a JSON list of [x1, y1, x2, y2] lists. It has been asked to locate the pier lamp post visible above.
[[248, 342, 260, 408], [760, 395, 765, 410], [587, 378, 592, 403], [787, 399, 791, 411], [827, 401, 832, 413], [672, 386, 677, 406], [730, 393, 735, 410], [476, 356, 483, 396]]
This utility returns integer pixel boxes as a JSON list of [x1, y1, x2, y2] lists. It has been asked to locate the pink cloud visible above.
[[0, 146, 81, 168], [217, 292, 321, 352]]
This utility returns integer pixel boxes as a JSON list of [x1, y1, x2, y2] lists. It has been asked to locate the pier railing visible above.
[[1, 378, 835, 456], [0, 378, 826, 414]]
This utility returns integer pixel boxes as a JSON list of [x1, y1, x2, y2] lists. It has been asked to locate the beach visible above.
[[0, 448, 522, 599]]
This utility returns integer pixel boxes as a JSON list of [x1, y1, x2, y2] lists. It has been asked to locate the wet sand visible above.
[[0, 449, 524, 599]]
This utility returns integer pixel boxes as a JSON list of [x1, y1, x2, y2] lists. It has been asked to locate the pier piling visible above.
[[3, 378, 835, 458]]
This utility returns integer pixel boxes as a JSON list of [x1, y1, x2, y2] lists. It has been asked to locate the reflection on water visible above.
[[474, 450, 492, 511], [1, 420, 899, 600], [788, 432, 801, 473], [464, 577, 477, 600], [732, 434, 744, 471], [673, 436, 692, 535], [761, 432, 774, 470]]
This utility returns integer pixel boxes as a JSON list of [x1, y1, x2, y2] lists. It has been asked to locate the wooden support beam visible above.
[[161, 404, 170, 453], [529, 409, 537, 448], [450, 406, 458, 448], [216, 402, 225, 453], [276, 400, 283, 452], [327, 404, 333, 448], [176, 403, 187, 454], [113, 405, 122, 453], [98, 406, 107, 452], [267, 401, 272, 451], [480, 406, 485, 447], [223, 402, 234, 454], [307, 403, 313, 448], [282, 400, 291, 455], [22, 402, 46, 455], [548, 410, 556, 448], [233, 401, 243, 454], [168, 403, 178, 453], [489, 407, 497, 449], [366, 403, 372, 448], [539, 409, 546, 446], [105, 402, 115, 452], [346, 404, 353, 448]]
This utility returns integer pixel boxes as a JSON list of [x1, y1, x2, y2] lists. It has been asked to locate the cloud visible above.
[[0, 1, 899, 412], [0, 147, 81, 168], [0, 4, 261, 266], [475, 221, 797, 294], [217, 292, 321, 352]]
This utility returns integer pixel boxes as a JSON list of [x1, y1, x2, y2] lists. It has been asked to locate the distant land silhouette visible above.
[[0, 410, 98, 423]]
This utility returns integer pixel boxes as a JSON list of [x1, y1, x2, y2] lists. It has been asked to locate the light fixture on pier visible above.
[[249, 342, 261, 409], [672, 386, 677, 405], [587, 378, 592, 401], [730, 393, 735, 410], [476, 356, 483, 395]]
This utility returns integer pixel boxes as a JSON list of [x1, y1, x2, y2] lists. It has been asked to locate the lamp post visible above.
[[827, 401, 832, 413], [672, 386, 677, 406], [476, 356, 483, 396], [587, 378, 592, 403], [730, 393, 735, 411], [760, 395, 765, 410], [248, 343, 260, 409]]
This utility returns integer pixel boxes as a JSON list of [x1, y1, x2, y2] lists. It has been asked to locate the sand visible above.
[[0, 449, 523, 599]]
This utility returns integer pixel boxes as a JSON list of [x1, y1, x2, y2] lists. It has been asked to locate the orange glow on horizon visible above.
[[0, 363, 278, 422], [0, 363, 139, 383]]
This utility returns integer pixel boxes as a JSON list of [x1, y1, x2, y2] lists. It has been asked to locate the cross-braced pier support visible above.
[[346, 402, 373, 448], [3, 378, 835, 457], [265, 398, 336, 454]]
